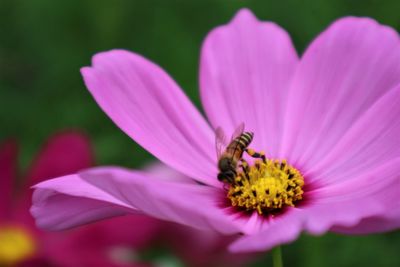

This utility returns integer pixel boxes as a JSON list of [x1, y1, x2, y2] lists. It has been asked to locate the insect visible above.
[[215, 123, 254, 184]]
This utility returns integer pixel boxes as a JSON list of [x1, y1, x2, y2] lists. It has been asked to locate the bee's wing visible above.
[[215, 127, 228, 159], [228, 123, 245, 161], [231, 122, 245, 140]]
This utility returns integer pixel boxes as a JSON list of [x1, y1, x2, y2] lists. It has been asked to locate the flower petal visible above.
[[306, 84, 400, 185], [200, 9, 298, 154], [304, 158, 400, 235], [0, 140, 18, 219], [143, 161, 198, 184], [282, 17, 400, 169], [31, 186, 129, 231], [81, 50, 218, 186], [26, 131, 93, 185], [229, 208, 305, 252], [31, 167, 240, 234], [13, 131, 94, 228], [331, 211, 400, 235]]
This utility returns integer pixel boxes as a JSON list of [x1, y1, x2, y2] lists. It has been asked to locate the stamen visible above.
[[227, 159, 304, 215]]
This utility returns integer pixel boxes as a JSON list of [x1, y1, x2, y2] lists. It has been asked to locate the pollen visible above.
[[227, 159, 304, 215]]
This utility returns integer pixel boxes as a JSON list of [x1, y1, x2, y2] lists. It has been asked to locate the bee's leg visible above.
[[245, 148, 266, 163], [239, 158, 250, 173], [239, 158, 251, 180]]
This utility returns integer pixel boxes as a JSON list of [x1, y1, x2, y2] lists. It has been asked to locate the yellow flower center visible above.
[[228, 159, 304, 215], [0, 226, 36, 265]]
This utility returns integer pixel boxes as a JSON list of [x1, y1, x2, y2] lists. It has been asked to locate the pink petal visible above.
[[81, 50, 218, 187], [304, 158, 400, 235], [229, 208, 305, 252], [306, 84, 400, 186], [0, 140, 18, 219], [26, 131, 94, 185], [12, 131, 94, 228], [143, 161, 198, 184], [331, 211, 400, 235], [281, 17, 400, 169], [32, 187, 129, 231], [31, 167, 240, 234], [200, 9, 298, 154]]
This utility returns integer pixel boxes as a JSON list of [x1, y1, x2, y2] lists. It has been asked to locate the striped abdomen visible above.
[[226, 132, 254, 160]]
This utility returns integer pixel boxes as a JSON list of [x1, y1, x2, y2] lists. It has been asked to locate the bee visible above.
[[215, 123, 254, 184]]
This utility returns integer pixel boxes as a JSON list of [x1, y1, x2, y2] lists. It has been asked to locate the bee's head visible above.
[[217, 171, 235, 183]]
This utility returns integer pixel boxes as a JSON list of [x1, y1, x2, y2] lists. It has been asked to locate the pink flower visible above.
[[31, 9, 400, 252], [0, 132, 160, 266]]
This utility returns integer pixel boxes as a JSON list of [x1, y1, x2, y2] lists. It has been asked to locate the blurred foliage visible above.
[[1, 0, 399, 266]]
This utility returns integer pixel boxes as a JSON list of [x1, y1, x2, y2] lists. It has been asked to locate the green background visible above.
[[1, 0, 399, 266]]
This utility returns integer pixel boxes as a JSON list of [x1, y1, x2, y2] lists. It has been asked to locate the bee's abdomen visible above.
[[235, 132, 253, 148]]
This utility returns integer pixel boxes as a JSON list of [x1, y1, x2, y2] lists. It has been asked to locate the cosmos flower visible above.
[[31, 9, 400, 252], [0, 132, 160, 267]]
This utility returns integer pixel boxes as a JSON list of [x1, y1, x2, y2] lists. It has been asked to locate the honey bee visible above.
[[215, 123, 254, 184]]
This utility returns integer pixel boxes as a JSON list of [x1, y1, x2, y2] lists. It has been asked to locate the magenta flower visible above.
[[31, 9, 400, 252], [0, 132, 160, 267]]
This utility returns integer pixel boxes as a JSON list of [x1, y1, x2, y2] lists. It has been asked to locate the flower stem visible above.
[[272, 246, 283, 267]]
